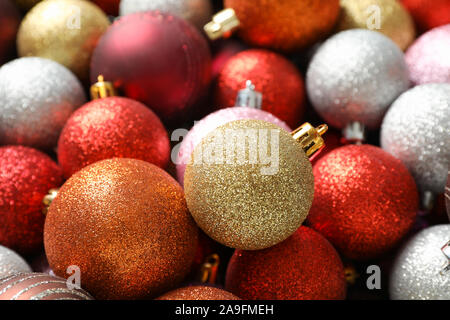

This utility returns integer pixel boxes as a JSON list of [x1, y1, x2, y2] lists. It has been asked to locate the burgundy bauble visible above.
[[0, 0, 21, 65], [225, 226, 346, 300], [0, 146, 63, 254], [90, 11, 211, 125], [58, 97, 170, 179]]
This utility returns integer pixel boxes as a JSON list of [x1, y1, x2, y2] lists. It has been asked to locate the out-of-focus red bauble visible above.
[[0, 146, 62, 255], [214, 49, 306, 128], [92, 0, 119, 16], [90, 11, 211, 126], [401, 0, 450, 31], [57, 97, 170, 179], [157, 285, 240, 300], [225, 226, 346, 300], [0, 0, 21, 65], [211, 40, 247, 79], [307, 145, 418, 260]]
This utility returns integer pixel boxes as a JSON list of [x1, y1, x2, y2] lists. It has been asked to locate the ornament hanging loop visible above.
[[42, 188, 59, 216], [204, 8, 240, 40], [291, 122, 328, 160], [90, 75, 116, 100], [198, 254, 220, 284], [440, 240, 450, 275]]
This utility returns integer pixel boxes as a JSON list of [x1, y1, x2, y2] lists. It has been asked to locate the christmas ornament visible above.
[[401, 0, 450, 31], [119, 0, 213, 31], [405, 24, 450, 85], [177, 81, 291, 186], [157, 286, 240, 300], [92, 0, 119, 15], [90, 11, 211, 125], [381, 83, 450, 194], [0, 146, 63, 255], [44, 158, 198, 299], [0, 57, 86, 150], [0, 273, 93, 300], [215, 49, 306, 128], [211, 40, 247, 79], [307, 144, 418, 260], [205, 0, 340, 52], [184, 120, 327, 250], [12, 0, 40, 11], [337, 0, 416, 51], [390, 224, 450, 300], [225, 226, 346, 300], [306, 29, 410, 130], [17, 0, 110, 81], [0, 0, 21, 65], [0, 245, 32, 278], [57, 96, 170, 178]]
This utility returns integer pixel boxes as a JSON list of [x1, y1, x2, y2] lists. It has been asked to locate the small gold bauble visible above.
[[337, 0, 416, 50], [17, 0, 110, 81], [184, 119, 315, 250]]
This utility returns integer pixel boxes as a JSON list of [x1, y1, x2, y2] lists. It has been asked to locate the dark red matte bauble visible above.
[[0, 0, 21, 65], [402, 0, 450, 31], [91, 0, 119, 16]]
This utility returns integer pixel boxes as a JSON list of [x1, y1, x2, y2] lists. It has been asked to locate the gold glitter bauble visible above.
[[337, 0, 416, 50], [184, 120, 314, 250], [17, 0, 110, 81]]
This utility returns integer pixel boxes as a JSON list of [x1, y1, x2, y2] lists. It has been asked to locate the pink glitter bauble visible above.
[[176, 107, 291, 186]]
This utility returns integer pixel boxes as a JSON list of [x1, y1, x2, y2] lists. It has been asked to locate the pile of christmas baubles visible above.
[[0, 0, 449, 300]]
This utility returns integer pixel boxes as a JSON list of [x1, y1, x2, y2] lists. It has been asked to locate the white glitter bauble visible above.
[[381, 83, 450, 194], [119, 0, 213, 30], [390, 224, 450, 300], [306, 29, 410, 129], [0, 57, 86, 150], [0, 245, 32, 279]]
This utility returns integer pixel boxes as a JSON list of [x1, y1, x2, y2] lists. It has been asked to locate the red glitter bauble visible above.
[[90, 11, 211, 125], [0, 146, 63, 255], [91, 0, 119, 16], [58, 97, 170, 179], [307, 145, 418, 260], [401, 0, 450, 31], [225, 226, 346, 300], [214, 49, 306, 128], [0, 0, 21, 65]]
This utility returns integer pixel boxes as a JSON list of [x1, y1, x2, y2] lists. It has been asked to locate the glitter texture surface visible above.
[[184, 119, 314, 250], [0, 57, 86, 150], [0, 146, 63, 255], [176, 107, 291, 186], [390, 224, 450, 300], [17, 0, 110, 81], [225, 0, 340, 52], [405, 24, 450, 85], [307, 145, 418, 260], [119, 0, 213, 30], [0, 245, 32, 279], [381, 83, 450, 194], [157, 285, 240, 300], [214, 49, 305, 128], [337, 0, 416, 51], [306, 29, 410, 129], [57, 97, 170, 179], [0, 273, 93, 300], [44, 158, 198, 300], [225, 226, 346, 300]]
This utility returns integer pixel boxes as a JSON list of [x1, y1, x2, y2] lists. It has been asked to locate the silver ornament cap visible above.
[[0, 245, 32, 279]]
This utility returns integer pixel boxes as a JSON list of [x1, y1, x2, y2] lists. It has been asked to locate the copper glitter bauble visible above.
[[157, 286, 240, 300], [214, 49, 306, 128], [0, 146, 63, 255], [57, 97, 170, 179], [224, 0, 340, 52], [337, 0, 416, 51], [0, 0, 21, 65], [44, 158, 198, 299], [17, 0, 110, 81], [225, 226, 346, 300], [401, 0, 450, 31], [184, 119, 314, 250], [307, 145, 418, 260], [0, 273, 93, 300]]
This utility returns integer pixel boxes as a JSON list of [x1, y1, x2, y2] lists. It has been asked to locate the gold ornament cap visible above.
[[42, 188, 59, 216], [90, 75, 116, 100], [204, 8, 240, 40], [198, 254, 220, 284], [291, 123, 328, 160]]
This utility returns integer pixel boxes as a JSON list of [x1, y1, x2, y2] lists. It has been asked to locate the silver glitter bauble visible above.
[[306, 29, 410, 130], [390, 224, 450, 300], [0, 245, 32, 279], [0, 57, 86, 150], [381, 83, 450, 194], [119, 0, 213, 30]]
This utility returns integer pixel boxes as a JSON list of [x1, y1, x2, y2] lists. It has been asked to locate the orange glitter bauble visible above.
[[156, 286, 240, 300], [225, 0, 340, 52], [44, 158, 198, 299]]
